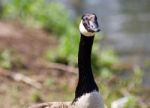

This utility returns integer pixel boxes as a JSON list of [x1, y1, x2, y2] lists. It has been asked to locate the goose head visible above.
[[79, 13, 100, 36]]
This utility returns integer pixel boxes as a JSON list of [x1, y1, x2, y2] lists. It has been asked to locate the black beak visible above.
[[92, 28, 100, 32], [89, 19, 100, 32]]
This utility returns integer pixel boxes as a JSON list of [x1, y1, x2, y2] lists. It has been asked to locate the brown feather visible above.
[[28, 102, 72, 108]]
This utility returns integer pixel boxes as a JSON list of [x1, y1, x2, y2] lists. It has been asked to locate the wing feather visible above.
[[28, 102, 71, 108]]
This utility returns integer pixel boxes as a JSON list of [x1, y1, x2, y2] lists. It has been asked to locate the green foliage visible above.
[[100, 49, 119, 67], [92, 48, 119, 75], [132, 66, 143, 85], [3, 0, 78, 64], [3, 0, 69, 35], [124, 96, 138, 108], [56, 26, 79, 64], [0, 50, 12, 69], [48, 25, 80, 65], [2, 0, 119, 74], [99, 66, 143, 107], [30, 90, 42, 102]]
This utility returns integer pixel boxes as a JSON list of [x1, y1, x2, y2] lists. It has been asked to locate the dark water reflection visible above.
[[61, 0, 150, 87]]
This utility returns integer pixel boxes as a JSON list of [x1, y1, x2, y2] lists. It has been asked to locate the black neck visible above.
[[73, 34, 99, 103]]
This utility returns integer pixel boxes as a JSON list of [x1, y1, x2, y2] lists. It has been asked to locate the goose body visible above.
[[29, 13, 104, 108], [73, 90, 104, 108]]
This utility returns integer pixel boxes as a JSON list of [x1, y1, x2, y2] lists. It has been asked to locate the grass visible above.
[[0, 50, 12, 69]]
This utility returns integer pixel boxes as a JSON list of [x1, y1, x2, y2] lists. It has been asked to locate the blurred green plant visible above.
[[93, 49, 119, 75], [2, 0, 119, 74], [99, 66, 143, 107], [3, 0, 69, 35], [124, 96, 138, 108], [30, 90, 42, 103], [0, 50, 12, 69]]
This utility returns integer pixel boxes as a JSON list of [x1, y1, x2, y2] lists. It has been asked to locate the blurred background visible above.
[[0, 0, 149, 108]]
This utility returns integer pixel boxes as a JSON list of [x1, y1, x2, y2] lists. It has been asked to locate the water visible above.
[[61, 0, 150, 87], [86, 0, 150, 87], [62, 0, 150, 53]]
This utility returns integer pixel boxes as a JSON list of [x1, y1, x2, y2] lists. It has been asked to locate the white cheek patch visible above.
[[79, 20, 95, 37], [74, 90, 104, 108]]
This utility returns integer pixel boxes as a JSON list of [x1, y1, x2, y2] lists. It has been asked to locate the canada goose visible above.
[[29, 13, 104, 108]]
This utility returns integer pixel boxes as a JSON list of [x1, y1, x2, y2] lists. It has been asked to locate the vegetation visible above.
[[3, 0, 118, 74], [100, 66, 143, 107], [0, 50, 12, 69], [0, 0, 147, 108]]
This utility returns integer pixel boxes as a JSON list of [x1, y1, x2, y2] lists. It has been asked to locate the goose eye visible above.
[[84, 17, 88, 20]]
